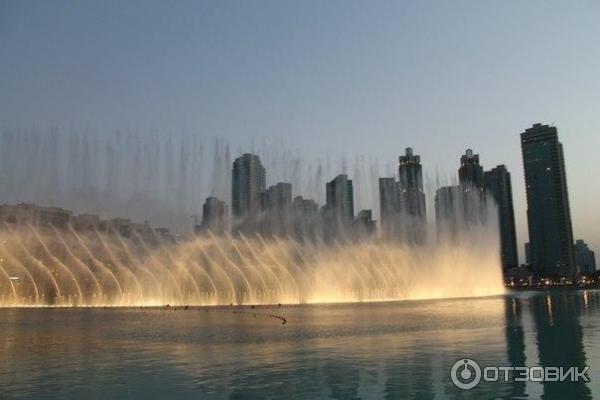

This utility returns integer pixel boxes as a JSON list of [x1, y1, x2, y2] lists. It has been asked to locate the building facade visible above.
[[199, 196, 228, 234], [483, 165, 519, 270], [575, 240, 596, 275], [435, 149, 488, 239], [398, 147, 426, 243], [231, 153, 266, 220], [378, 177, 401, 237], [459, 149, 484, 189], [434, 185, 462, 238], [325, 174, 354, 224], [261, 182, 293, 235], [378, 148, 426, 243], [354, 209, 376, 238], [292, 195, 320, 240], [0, 203, 72, 229], [261, 183, 292, 212], [324, 174, 354, 238], [521, 123, 575, 276]]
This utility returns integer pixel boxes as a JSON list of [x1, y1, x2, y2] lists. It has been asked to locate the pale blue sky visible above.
[[2, 0, 600, 255]]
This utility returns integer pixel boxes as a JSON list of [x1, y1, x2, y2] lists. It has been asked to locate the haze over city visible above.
[[2, 0, 600, 259]]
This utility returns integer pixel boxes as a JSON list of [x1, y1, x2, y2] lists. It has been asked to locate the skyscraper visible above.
[[378, 177, 401, 236], [231, 153, 266, 219], [378, 148, 427, 243], [484, 165, 519, 270], [521, 123, 575, 276], [398, 147, 426, 243], [459, 149, 484, 189], [325, 174, 354, 223], [292, 195, 320, 240], [261, 182, 293, 235], [324, 174, 354, 238], [399, 147, 423, 193], [435, 149, 488, 239]]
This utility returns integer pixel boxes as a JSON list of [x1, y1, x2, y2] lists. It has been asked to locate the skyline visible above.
[[0, 129, 587, 277], [0, 123, 593, 266], [2, 1, 600, 260]]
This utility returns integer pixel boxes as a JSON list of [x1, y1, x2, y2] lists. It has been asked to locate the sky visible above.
[[2, 0, 600, 259]]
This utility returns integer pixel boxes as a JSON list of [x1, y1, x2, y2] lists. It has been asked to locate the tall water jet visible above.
[[0, 131, 505, 307], [0, 209, 503, 306]]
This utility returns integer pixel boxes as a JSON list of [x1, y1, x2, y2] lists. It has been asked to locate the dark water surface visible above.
[[1, 290, 598, 399]]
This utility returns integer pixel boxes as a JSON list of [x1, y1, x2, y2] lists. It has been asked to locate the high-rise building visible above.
[[521, 123, 575, 276], [378, 177, 401, 236], [198, 196, 228, 234], [323, 174, 354, 238], [484, 165, 519, 270], [231, 153, 266, 219], [325, 174, 354, 223], [378, 148, 427, 242], [459, 149, 484, 189], [261, 182, 293, 235], [398, 147, 426, 243], [575, 240, 596, 275], [399, 147, 423, 192], [434, 185, 462, 238], [435, 149, 489, 239], [292, 195, 320, 240]]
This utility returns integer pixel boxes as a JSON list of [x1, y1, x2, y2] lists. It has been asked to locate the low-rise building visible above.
[[0, 203, 72, 229], [575, 240, 596, 275]]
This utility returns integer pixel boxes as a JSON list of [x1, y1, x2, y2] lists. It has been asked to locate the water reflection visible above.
[[530, 291, 592, 399], [0, 291, 599, 399], [505, 296, 527, 399]]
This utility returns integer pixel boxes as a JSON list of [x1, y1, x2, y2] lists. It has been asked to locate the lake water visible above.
[[0, 289, 598, 399]]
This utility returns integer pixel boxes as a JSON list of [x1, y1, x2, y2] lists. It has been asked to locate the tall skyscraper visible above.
[[521, 123, 575, 276], [435, 149, 488, 239], [378, 148, 427, 243], [324, 174, 354, 238], [378, 177, 401, 236], [325, 174, 354, 223], [459, 149, 484, 189], [399, 148, 426, 216], [484, 165, 519, 270], [399, 147, 423, 193], [231, 153, 266, 219]]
